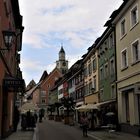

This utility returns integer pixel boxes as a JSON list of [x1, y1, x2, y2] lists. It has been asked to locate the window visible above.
[[42, 99, 46, 103], [121, 49, 128, 69], [92, 58, 96, 71], [93, 76, 96, 91], [131, 39, 140, 63], [104, 41, 107, 52], [41, 91, 46, 96], [88, 63, 92, 75], [89, 82, 92, 94], [63, 62, 66, 66], [84, 84, 88, 96], [84, 66, 88, 77], [110, 58, 115, 75], [109, 34, 114, 49], [104, 63, 108, 78], [100, 67, 104, 80], [120, 19, 126, 37], [130, 5, 138, 28], [111, 85, 116, 98], [99, 89, 104, 101]]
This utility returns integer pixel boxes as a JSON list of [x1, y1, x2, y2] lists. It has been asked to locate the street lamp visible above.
[[1, 30, 15, 50]]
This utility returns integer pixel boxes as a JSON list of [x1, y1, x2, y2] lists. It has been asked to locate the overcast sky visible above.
[[18, 0, 123, 85]]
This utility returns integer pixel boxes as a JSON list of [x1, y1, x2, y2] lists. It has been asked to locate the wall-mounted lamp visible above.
[[1, 30, 15, 50]]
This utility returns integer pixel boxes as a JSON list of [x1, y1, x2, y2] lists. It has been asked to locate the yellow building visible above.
[[83, 45, 99, 105], [112, 0, 140, 136]]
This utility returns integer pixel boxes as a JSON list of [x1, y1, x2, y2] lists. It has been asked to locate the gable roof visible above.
[[39, 70, 48, 82], [40, 67, 62, 87], [25, 82, 41, 99]]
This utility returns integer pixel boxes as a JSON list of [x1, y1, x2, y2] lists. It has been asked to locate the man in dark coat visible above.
[[13, 106, 20, 132]]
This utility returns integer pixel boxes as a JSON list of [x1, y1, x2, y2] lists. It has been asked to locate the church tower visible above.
[[56, 45, 68, 74]]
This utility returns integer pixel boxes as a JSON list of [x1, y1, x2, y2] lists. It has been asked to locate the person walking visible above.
[[81, 114, 89, 137], [13, 106, 20, 132]]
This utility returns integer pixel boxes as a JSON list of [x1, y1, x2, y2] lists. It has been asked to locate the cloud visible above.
[[19, 0, 123, 48], [20, 58, 47, 83], [18, 0, 123, 84]]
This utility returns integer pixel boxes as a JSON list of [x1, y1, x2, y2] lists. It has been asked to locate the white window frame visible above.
[[120, 18, 126, 39], [130, 4, 138, 29], [131, 39, 140, 64], [92, 75, 96, 91], [121, 48, 128, 69]]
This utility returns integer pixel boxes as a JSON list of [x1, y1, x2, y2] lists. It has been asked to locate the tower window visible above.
[[63, 62, 66, 66]]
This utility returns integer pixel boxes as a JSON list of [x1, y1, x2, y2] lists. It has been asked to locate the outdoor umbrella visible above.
[[75, 105, 87, 112], [20, 101, 38, 113], [84, 104, 99, 110]]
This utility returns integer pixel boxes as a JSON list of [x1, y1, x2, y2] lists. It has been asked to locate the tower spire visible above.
[[56, 44, 68, 74]]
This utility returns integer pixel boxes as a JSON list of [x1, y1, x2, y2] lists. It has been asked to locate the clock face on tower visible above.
[[63, 62, 66, 66]]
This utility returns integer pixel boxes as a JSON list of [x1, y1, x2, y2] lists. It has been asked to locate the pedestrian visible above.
[[81, 114, 89, 137], [26, 110, 32, 130], [34, 112, 38, 123], [39, 108, 44, 122], [13, 106, 20, 132], [30, 114, 36, 130], [21, 113, 27, 130], [87, 112, 92, 129]]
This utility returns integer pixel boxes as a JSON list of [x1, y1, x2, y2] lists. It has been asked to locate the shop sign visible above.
[[3, 78, 24, 92]]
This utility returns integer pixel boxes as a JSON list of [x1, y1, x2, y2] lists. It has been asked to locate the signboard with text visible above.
[[3, 78, 25, 92]]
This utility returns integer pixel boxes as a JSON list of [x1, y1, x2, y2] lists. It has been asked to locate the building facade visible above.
[[112, 0, 140, 135], [40, 68, 62, 108], [0, 0, 24, 138], [83, 46, 99, 105], [96, 25, 117, 127]]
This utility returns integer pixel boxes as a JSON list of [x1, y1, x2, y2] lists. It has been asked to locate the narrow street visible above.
[[38, 119, 95, 140]]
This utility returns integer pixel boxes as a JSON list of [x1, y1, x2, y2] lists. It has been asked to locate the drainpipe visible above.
[[112, 24, 119, 130]]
